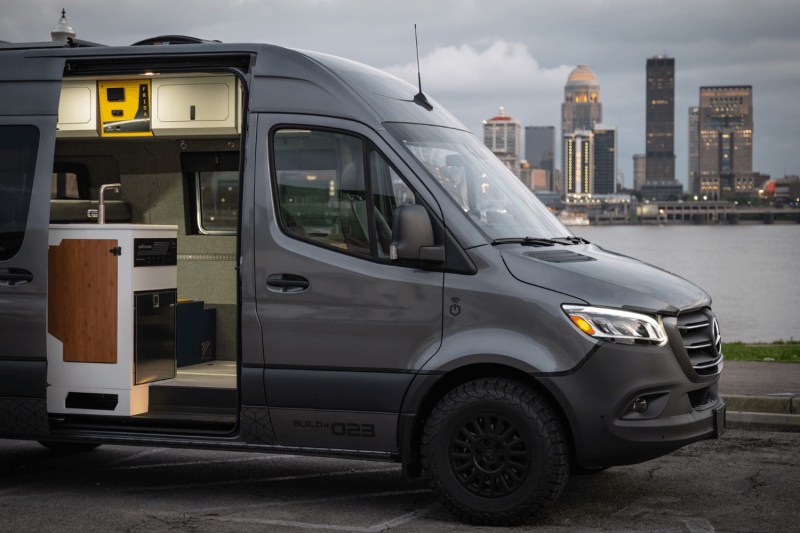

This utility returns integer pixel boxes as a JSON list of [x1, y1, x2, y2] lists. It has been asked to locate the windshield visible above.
[[385, 123, 570, 241]]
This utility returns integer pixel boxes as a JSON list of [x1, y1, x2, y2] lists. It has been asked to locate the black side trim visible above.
[[0, 397, 50, 437], [240, 406, 277, 445], [265, 370, 413, 412], [264, 364, 415, 374]]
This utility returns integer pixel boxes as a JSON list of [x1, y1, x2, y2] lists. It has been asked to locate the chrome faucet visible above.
[[98, 183, 121, 224]]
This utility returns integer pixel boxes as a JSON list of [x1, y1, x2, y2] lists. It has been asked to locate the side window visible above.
[[197, 170, 240, 233], [0, 126, 40, 261], [273, 129, 370, 256], [272, 128, 419, 261], [181, 152, 240, 235]]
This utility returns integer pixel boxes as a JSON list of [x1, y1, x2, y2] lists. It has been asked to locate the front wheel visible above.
[[421, 378, 569, 526]]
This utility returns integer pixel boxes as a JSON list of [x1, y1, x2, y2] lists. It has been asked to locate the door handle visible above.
[[0, 268, 33, 286], [266, 274, 310, 293]]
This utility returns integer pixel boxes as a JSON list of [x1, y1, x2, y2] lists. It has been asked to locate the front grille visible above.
[[677, 308, 723, 376]]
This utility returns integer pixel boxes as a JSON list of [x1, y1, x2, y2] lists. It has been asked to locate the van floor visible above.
[[142, 360, 238, 426], [158, 360, 237, 389]]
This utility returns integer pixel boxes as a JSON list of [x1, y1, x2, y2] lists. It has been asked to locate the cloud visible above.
[[384, 41, 573, 96]]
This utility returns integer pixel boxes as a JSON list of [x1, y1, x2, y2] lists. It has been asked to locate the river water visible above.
[[572, 224, 800, 343]]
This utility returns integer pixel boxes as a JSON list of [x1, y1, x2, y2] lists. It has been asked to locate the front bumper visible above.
[[537, 340, 725, 468]]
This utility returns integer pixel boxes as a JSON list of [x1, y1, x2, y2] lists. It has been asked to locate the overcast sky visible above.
[[4, 0, 799, 188]]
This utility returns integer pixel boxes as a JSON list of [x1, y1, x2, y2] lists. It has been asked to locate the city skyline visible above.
[[4, 0, 799, 186]]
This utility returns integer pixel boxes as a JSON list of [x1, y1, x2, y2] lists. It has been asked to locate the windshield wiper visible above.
[[551, 236, 590, 245], [491, 237, 558, 247], [491, 236, 590, 247]]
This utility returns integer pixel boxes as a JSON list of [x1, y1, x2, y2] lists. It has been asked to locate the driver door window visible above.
[[272, 128, 415, 261]]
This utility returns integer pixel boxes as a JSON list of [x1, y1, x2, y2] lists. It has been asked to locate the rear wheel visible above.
[[421, 378, 569, 526]]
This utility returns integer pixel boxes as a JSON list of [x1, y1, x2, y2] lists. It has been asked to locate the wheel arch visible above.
[[399, 363, 576, 476]]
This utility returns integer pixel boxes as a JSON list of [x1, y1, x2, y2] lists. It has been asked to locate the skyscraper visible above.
[[483, 106, 522, 177], [593, 125, 617, 194], [633, 154, 647, 191], [698, 86, 753, 198], [562, 65, 601, 194], [563, 130, 593, 194], [524, 126, 556, 190], [562, 65, 602, 133], [645, 56, 675, 183], [688, 107, 700, 194]]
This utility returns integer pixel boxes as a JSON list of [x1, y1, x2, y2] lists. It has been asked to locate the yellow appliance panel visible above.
[[98, 80, 153, 137]]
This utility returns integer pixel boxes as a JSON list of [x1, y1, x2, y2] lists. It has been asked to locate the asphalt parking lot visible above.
[[0, 428, 798, 532]]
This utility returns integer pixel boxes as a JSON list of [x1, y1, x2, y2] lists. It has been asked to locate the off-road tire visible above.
[[421, 378, 569, 526]]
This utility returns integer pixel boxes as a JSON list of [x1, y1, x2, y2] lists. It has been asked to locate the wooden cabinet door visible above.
[[48, 239, 118, 363]]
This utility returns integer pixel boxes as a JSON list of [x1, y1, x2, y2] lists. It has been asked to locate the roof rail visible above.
[[131, 35, 222, 46]]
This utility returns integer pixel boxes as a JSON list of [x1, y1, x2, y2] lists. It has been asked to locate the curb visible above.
[[721, 394, 800, 433]]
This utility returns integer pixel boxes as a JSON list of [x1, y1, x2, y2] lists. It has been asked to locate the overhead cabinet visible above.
[[56, 74, 240, 138], [151, 75, 240, 136], [56, 80, 98, 137]]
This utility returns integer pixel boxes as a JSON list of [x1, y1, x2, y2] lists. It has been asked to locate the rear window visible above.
[[0, 126, 40, 261]]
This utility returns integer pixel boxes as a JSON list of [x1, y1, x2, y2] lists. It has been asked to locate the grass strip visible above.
[[722, 342, 800, 363]]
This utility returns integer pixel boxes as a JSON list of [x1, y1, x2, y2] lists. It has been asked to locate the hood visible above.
[[500, 244, 710, 315]]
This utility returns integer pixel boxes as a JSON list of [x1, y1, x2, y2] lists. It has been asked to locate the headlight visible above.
[[562, 305, 667, 346]]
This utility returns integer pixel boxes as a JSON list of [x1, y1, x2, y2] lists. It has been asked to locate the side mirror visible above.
[[390, 205, 445, 263]]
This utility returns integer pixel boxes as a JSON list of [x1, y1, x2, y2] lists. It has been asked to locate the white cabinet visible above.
[[151, 75, 240, 136], [56, 80, 98, 137], [46, 224, 178, 416]]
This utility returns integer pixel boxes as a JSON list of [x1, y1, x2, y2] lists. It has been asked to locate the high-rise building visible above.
[[593, 125, 616, 194], [645, 56, 676, 183], [688, 106, 700, 194], [562, 65, 601, 194], [483, 106, 522, 177], [562, 64, 602, 133], [698, 86, 753, 198], [524, 126, 556, 190], [633, 154, 647, 191], [563, 130, 593, 194]]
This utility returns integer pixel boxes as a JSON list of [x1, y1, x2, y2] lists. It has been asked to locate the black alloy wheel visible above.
[[449, 413, 530, 498], [421, 378, 569, 526]]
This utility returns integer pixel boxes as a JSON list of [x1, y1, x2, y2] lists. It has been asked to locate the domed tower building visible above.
[[562, 65, 602, 194], [562, 64, 602, 133]]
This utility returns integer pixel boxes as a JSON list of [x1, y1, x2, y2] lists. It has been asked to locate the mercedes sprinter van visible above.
[[0, 36, 725, 525]]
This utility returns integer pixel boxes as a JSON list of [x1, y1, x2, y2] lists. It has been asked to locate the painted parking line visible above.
[[191, 488, 431, 515], [198, 494, 439, 532], [208, 505, 439, 533], [103, 447, 165, 466]]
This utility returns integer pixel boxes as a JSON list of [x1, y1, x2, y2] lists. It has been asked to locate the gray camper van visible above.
[[0, 36, 724, 525]]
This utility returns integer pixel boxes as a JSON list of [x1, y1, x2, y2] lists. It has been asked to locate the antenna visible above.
[[413, 24, 433, 110]]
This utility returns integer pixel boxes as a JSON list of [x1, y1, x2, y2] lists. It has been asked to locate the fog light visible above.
[[632, 397, 649, 413]]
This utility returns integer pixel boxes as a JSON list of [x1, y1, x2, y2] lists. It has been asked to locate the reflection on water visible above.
[[574, 224, 800, 343]]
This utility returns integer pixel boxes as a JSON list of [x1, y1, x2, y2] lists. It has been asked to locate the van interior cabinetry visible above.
[[56, 80, 98, 138], [151, 75, 239, 136], [47, 224, 178, 416]]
